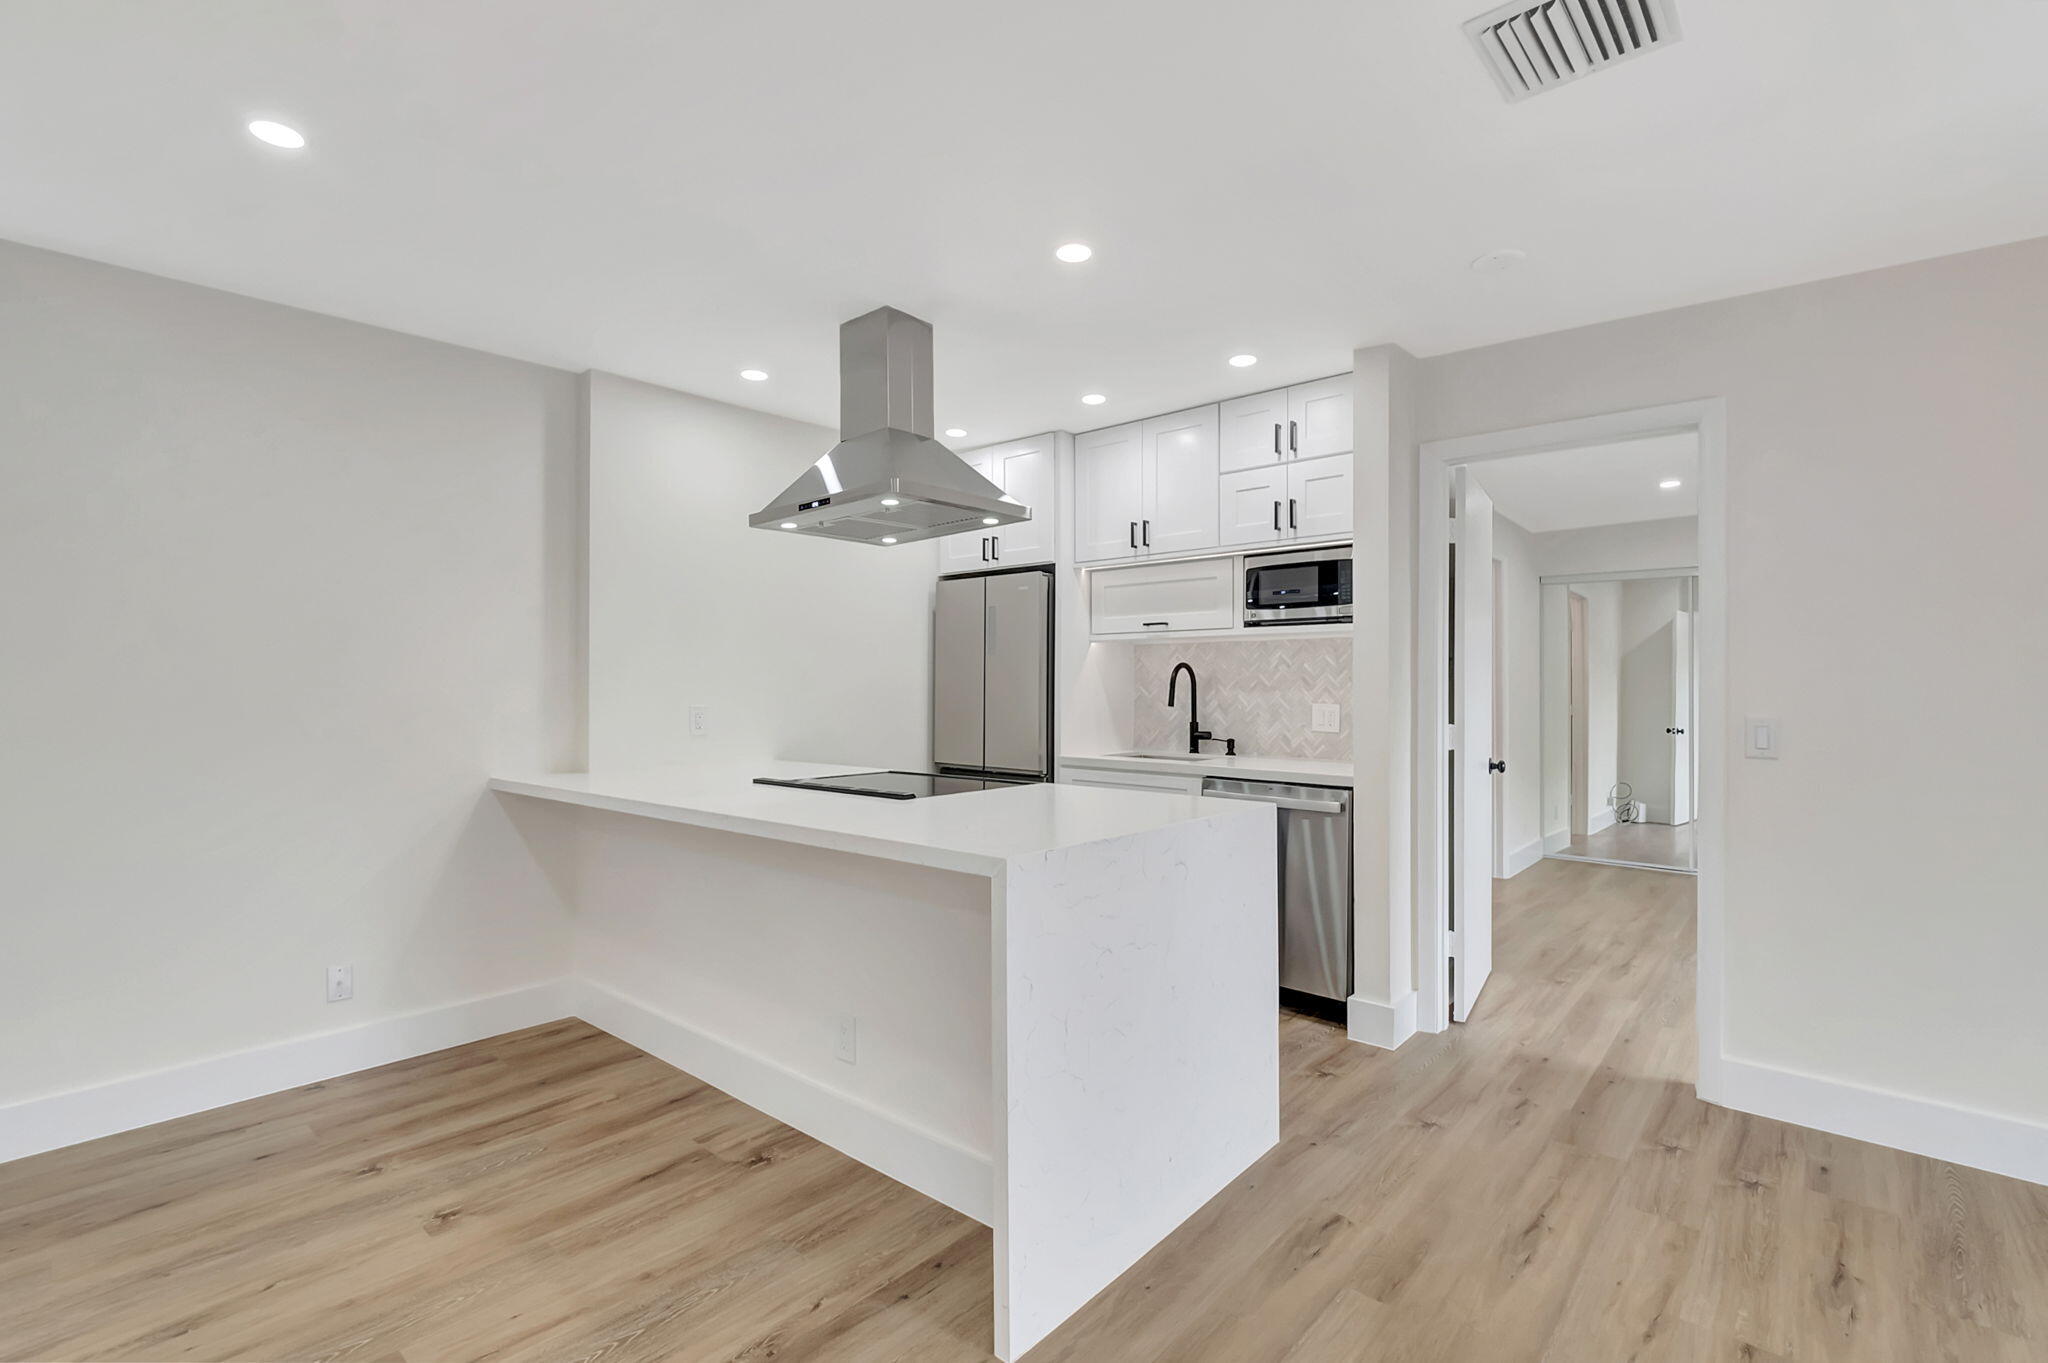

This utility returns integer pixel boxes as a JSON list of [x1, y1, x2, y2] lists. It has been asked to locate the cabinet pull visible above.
[[1288, 420, 1298, 453], [1288, 498, 1298, 529], [1141, 621, 1170, 628], [980, 537, 990, 562], [990, 537, 1000, 561], [1142, 519, 1151, 547], [1129, 521, 1138, 550], [1272, 423, 1282, 456], [1272, 500, 1281, 531]]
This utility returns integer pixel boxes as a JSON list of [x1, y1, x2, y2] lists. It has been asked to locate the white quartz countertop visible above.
[[1059, 751, 1354, 787], [489, 761, 1268, 877]]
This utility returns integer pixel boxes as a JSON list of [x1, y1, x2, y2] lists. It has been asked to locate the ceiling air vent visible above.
[[1466, 0, 1682, 102]]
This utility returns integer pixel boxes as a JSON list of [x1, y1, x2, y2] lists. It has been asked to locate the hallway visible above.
[[4, 862, 2043, 1360]]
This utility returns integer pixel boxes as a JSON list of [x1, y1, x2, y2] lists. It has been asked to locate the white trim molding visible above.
[[1504, 837, 1545, 878], [573, 980, 994, 1225], [1347, 991, 1419, 1050], [1719, 1056, 2048, 1189], [0, 980, 575, 1165]]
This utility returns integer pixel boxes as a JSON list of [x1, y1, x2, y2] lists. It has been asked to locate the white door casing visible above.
[[1451, 469, 1495, 1021]]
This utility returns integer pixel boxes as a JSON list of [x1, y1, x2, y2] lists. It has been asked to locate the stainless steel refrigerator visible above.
[[932, 566, 1054, 781]]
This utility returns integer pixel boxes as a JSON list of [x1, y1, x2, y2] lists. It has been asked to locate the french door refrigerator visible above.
[[932, 566, 1053, 781]]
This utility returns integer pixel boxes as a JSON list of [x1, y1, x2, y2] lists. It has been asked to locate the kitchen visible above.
[[486, 307, 1358, 1360]]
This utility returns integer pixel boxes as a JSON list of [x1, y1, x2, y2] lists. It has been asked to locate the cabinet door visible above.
[[1218, 389, 1289, 472], [1073, 423, 1145, 563], [1219, 465, 1289, 547], [939, 447, 998, 572], [1286, 453, 1353, 540], [988, 435, 1056, 566], [1287, 375, 1353, 460], [1141, 405, 1219, 556], [1088, 555, 1235, 635]]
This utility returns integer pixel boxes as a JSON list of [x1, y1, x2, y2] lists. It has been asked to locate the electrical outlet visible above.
[[833, 1015, 858, 1065], [688, 706, 710, 738], [326, 964, 354, 1003], [1311, 703, 1341, 734]]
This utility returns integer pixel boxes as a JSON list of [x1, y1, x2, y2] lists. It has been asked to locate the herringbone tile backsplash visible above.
[[1133, 637, 1350, 761]]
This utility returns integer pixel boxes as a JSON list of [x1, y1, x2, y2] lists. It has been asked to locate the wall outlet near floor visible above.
[[1311, 703, 1341, 734], [832, 1015, 858, 1065], [688, 705, 710, 738], [326, 964, 354, 1003]]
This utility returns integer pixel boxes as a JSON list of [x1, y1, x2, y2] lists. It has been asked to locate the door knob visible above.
[[1488, 759, 1507, 774]]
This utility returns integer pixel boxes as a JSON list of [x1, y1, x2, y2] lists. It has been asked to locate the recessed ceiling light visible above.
[[740, 369, 769, 381], [247, 120, 305, 149], [1080, 393, 1106, 406], [778, 521, 799, 530], [880, 536, 898, 544], [880, 497, 901, 506], [1055, 243, 1093, 264], [1660, 478, 1683, 490], [1470, 248, 1527, 274], [982, 517, 1001, 525], [1228, 354, 1258, 368], [944, 428, 967, 439]]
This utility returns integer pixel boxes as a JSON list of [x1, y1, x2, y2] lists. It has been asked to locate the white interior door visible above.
[[1451, 469, 1494, 1020], [1671, 592, 1694, 826]]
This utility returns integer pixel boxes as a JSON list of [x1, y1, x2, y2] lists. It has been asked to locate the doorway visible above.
[[1416, 401, 1724, 1064]]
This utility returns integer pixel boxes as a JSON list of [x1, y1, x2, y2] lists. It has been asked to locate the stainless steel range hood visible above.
[[750, 306, 1031, 545]]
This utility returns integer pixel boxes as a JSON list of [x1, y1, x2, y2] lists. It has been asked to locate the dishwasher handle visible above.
[[1200, 788, 1348, 815]]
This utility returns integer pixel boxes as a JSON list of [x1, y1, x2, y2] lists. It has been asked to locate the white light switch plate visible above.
[[1745, 716, 1780, 759], [1311, 703, 1341, 734], [326, 964, 354, 1002], [833, 1015, 858, 1065]]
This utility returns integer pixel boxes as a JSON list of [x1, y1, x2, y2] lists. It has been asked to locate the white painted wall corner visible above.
[[1347, 991, 1418, 1050]]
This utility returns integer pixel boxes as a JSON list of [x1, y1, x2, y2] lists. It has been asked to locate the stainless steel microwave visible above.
[[1243, 545, 1352, 626]]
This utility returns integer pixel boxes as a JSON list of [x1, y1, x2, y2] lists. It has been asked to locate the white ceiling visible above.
[[1470, 432, 1697, 532], [4, 2, 2046, 444]]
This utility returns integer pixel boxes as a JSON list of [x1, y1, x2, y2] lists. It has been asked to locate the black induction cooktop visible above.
[[752, 770, 1032, 801]]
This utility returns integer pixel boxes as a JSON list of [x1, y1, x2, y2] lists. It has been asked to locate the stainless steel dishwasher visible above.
[[1201, 778, 1353, 1017]]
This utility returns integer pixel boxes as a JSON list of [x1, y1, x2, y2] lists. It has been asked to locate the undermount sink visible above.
[[1108, 751, 1212, 762]]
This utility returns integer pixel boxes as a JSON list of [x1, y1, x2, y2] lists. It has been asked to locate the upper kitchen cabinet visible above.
[[1073, 422, 1146, 562], [1288, 375, 1353, 461], [1219, 453, 1353, 547], [1074, 408, 1219, 563], [1218, 388, 1291, 472], [1216, 375, 1354, 471], [939, 434, 1058, 571]]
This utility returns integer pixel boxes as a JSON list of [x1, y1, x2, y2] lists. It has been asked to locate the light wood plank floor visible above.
[[6, 860, 2045, 1361], [1557, 819, 1695, 870]]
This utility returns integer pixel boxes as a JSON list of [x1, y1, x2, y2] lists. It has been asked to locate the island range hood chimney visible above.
[[750, 306, 1032, 546]]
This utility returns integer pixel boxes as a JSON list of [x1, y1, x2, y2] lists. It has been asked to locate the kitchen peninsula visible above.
[[491, 762, 1278, 1361]]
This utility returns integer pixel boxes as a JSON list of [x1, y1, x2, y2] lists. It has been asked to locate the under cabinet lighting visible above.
[[982, 517, 1000, 525], [779, 521, 798, 530]]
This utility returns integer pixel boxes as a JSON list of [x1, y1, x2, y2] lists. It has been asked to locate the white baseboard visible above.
[[1504, 838, 1545, 879], [1717, 1056, 2048, 1188], [1543, 829, 1571, 854], [1587, 806, 1618, 835], [0, 980, 575, 1166], [1347, 991, 1418, 1050], [572, 980, 993, 1225]]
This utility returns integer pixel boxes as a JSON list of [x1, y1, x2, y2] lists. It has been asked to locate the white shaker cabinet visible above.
[[1140, 405, 1220, 557], [1219, 464, 1292, 546], [1218, 388, 1292, 472], [939, 434, 1058, 571], [1088, 555, 1235, 635], [1287, 375, 1353, 461], [1219, 453, 1354, 547], [1073, 422, 1147, 563]]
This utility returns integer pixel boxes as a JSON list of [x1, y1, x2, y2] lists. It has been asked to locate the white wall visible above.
[[585, 372, 938, 770], [1531, 516, 1698, 577], [1407, 234, 2048, 1143], [1491, 513, 1544, 872], [0, 240, 581, 1108]]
